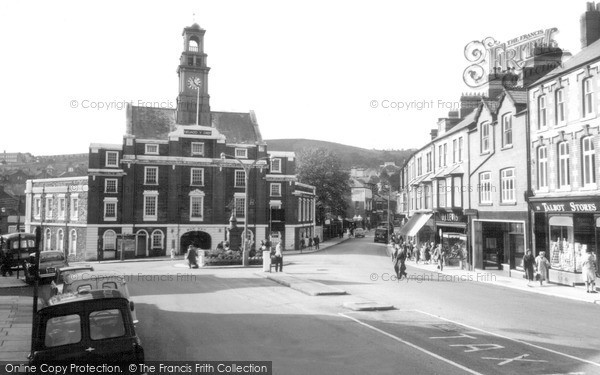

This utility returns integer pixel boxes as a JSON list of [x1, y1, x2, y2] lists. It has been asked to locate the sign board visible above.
[[184, 129, 212, 136]]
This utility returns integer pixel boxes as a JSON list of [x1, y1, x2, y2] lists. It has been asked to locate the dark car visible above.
[[373, 223, 393, 243], [29, 289, 144, 369], [24, 250, 69, 284]]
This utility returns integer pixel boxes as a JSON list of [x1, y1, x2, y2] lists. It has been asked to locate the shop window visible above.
[[548, 215, 594, 273]]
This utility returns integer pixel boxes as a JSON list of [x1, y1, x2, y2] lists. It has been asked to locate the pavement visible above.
[[383, 244, 600, 305]]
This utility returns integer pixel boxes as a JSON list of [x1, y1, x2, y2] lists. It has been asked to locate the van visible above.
[[61, 271, 137, 324], [29, 289, 144, 369]]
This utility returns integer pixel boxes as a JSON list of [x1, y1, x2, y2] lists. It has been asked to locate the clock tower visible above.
[[177, 23, 211, 125]]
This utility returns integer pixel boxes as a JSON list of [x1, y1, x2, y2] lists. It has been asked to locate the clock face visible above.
[[187, 77, 202, 90]]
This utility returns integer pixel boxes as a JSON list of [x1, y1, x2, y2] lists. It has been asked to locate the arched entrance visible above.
[[136, 230, 148, 257], [181, 231, 212, 251]]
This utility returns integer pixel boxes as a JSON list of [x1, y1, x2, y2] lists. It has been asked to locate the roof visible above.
[[46, 289, 127, 307], [505, 90, 527, 105], [126, 105, 263, 144], [533, 38, 600, 85]]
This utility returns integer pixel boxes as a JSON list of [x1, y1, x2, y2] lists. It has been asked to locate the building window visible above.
[[583, 78, 594, 117], [481, 122, 490, 153], [500, 168, 515, 203], [426, 152, 432, 172], [582, 136, 596, 187], [235, 148, 248, 158], [502, 114, 512, 147], [144, 166, 158, 185], [70, 197, 79, 220], [417, 157, 422, 176], [538, 95, 547, 129], [555, 89, 565, 124], [424, 185, 431, 209], [558, 142, 570, 188], [234, 170, 246, 188], [537, 146, 548, 189], [56, 229, 64, 251], [437, 180, 446, 207], [145, 144, 159, 155], [104, 199, 117, 221], [458, 137, 463, 162], [479, 172, 492, 204], [190, 168, 204, 186], [191, 142, 204, 156], [105, 179, 118, 193], [445, 177, 452, 207], [234, 196, 245, 220], [453, 139, 457, 164], [45, 198, 53, 220], [443, 144, 447, 166], [270, 183, 281, 197], [69, 230, 77, 255], [143, 193, 158, 221], [270, 158, 281, 173], [45, 229, 51, 251], [151, 230, 163, 249], [103, 230, 116, 251], [105, 151, 119, 167], [58, 197, 66, 219], [190, 194, 204, 221], [438, 145, 442, 168], [34, 197, 41, 219]]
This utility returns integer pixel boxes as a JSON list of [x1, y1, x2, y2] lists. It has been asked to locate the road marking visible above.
[[449, 344, 504, 353], [481, 353, 547, 366], [429, 333, 476, 340], [338, 313, 485, 375], [414, 309, 600, 368]]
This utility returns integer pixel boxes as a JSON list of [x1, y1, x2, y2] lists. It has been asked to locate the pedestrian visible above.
[[414, 241, 420, 264], [170, 248, 176, 260], [274, 242, 283, 272], [186, 245, 199, 269], [434, 244, 446, 271], [308, 237, 313, 250], [522, 249, 535, 286], [425, 243, 431, 264], [394, 244, 407, 280], [581, 247, 597, 293], [300, 237, 306, 252], [535, 251, 550, 286], [314, 235, 320, 250]]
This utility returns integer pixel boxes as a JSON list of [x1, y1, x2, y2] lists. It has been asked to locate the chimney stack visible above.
[[581, 2, 600, 48]]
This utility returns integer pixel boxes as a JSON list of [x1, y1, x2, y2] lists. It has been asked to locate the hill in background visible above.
[[265, 139, 414, 169]]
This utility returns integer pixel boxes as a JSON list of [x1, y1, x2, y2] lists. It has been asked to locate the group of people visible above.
[[299, 235, 320, 252], [522, 248, 597, 292], [260, 239, 283, 272], [390, 236, 449, 279]]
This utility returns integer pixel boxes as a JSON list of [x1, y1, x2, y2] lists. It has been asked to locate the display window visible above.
[[548, 214, 594, 272]]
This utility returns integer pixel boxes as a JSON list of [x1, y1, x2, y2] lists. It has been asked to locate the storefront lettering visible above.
[[440, 213, 461, 222], [540, 202, 597, 212]]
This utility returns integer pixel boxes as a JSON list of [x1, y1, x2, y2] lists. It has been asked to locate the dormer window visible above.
[[270, 158, 282, 173], [145, 144, 159, 155], [235, 148, 248, 158]]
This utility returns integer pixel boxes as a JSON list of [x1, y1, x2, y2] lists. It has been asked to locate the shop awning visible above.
[[399, 213, 433, 237]]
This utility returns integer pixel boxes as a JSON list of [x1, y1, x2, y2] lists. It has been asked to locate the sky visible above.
[[0, 0, 587, 155]]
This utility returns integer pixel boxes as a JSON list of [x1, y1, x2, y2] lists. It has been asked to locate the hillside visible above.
[[265, 139, 415, 169]]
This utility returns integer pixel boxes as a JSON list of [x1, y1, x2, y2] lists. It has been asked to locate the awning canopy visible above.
[[399, 213, 433, 238]]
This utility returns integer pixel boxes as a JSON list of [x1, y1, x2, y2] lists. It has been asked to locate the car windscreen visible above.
[[44, 314, 82, 348], [40, 253, 65, 262], [89, 309, 126, 340]]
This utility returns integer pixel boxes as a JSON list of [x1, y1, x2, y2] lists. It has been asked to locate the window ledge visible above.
[[190, 217, 204, 222], [479, 203, 493, 206], [104, 217, 117, 222], [143, 217, 158, 222], [500, 145, 513, 151], [500, 202, 517, 206]]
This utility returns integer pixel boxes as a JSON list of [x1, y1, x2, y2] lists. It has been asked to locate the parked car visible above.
[[24, 250, 69, 284], [50, 265, 95, 296], [354, 228, 366, 238], [29, 289, 144, 369], [1, 233, 37, 276], [61, 271, 137, 324]]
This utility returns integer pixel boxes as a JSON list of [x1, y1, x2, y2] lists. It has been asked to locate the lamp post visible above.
[[220, 152, 270, 267]]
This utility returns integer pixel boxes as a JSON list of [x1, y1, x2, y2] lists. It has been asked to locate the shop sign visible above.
[[534, 201, 598, 212], [437, 212, 465, 222], [184, 129, 212, 136]]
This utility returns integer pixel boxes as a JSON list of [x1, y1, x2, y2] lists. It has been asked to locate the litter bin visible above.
[[262, 250, 271, 272]]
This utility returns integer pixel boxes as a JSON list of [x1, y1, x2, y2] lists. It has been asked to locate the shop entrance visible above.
[[180, 231, 212, 251]]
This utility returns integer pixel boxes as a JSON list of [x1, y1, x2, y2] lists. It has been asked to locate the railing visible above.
[[188, 45, 198, 52]]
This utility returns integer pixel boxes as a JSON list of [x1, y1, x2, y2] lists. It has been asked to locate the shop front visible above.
[[472, 217, 526, 271], [531, 197, 599, 286], [435, 211, 468, 267], [399, 211, 434, 245]]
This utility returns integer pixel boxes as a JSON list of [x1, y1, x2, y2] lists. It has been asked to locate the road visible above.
[[92, 235, 600, 375]]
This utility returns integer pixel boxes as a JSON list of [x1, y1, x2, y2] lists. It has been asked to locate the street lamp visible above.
[[220, 152, 270, 267]]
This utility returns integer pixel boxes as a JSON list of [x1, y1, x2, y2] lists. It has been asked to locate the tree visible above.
[[296, 148, 350, 224]]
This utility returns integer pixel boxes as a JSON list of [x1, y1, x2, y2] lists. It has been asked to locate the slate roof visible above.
[[126, 105, 263, 144], [533, 38, 600, 85]]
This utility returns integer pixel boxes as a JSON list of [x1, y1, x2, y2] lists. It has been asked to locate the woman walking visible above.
[[581, 247, 597, 293], [522, 249, 535, 287], [535, 251, 550, 286]]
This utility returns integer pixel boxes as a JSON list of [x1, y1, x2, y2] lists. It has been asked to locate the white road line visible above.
[[414, 309, 600, 368], [338, 313, 485, 375]]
